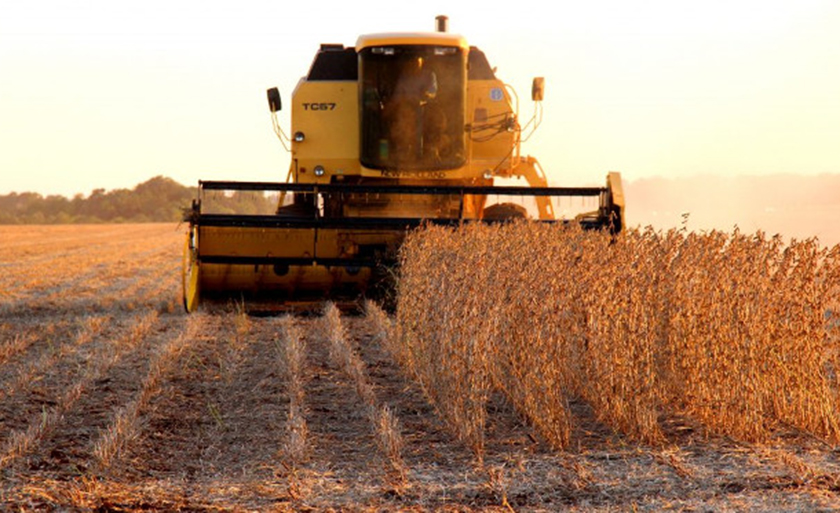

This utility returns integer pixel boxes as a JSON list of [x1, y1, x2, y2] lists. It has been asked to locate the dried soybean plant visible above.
[[395, 222, 840, 448], [665, 231, 840, 442], [397, 224, 499, 459], [485, 221, 579, 450], [571, 227, 666, 443]]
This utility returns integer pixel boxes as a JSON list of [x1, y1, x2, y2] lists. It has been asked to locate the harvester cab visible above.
[[182, 16, 625, 312]]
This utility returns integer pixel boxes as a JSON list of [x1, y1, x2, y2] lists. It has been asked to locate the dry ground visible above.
[[0, 224, 838, 511]]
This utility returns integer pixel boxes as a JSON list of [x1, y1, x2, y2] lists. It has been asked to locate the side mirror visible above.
[[531, 77, 545, 102], [267, 87, 282, 112]]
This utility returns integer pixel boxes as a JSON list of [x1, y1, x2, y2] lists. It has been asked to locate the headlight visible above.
[[294, 131, 305, 142], [314, 165, 325, 177]]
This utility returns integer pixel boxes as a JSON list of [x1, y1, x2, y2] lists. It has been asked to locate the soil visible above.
[[0, 224, 838, 511]]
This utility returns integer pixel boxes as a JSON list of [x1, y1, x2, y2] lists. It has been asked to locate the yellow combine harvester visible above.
[[182, 16, 624, 311]]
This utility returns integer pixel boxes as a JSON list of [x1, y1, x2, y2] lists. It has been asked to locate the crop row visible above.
[[396, 223, 840, 455]]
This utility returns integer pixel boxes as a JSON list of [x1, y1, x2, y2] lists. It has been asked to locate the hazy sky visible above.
[[2, 0, 839, 197]]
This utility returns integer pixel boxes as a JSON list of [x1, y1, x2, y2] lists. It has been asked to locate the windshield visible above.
[[359, 45, 466, 172]]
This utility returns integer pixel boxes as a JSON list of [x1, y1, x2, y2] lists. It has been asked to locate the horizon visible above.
[[4, 170, 840, 198], [3, 172, 838, 246]]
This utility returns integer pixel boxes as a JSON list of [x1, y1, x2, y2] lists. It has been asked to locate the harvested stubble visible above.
[[2, 312, 157, 469], [0, 224, 180, 312], [0, 333, 37, 366], [323, 303, 406, 481], [0, 318, 100, 404], [276, 316, 308, 467], [396, 222, 840, 454], [93, 312, 196, 468]]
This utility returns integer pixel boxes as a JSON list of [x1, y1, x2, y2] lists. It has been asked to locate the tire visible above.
[[482, 202, 528, 221]]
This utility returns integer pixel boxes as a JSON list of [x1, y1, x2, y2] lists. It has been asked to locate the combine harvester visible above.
[[182, 16, 624, 311]]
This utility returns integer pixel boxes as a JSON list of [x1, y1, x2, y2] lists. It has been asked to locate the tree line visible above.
[[0, 176, 277, 224]]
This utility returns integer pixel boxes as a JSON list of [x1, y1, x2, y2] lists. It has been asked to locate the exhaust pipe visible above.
[[435, 15, 448, 33]]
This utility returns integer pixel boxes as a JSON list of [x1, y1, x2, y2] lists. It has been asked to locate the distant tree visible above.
[[0, 176, 197, 224]]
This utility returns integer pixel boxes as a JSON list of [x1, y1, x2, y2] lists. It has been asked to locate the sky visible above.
[[1, 0, 839, 198]]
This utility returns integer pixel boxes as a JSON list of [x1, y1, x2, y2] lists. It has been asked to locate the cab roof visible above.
[[356, 32, 469, 51]]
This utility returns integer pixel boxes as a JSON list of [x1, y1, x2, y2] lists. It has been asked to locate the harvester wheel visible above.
[[482, 202, 528, 221], [182, 232, 200, 313]]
